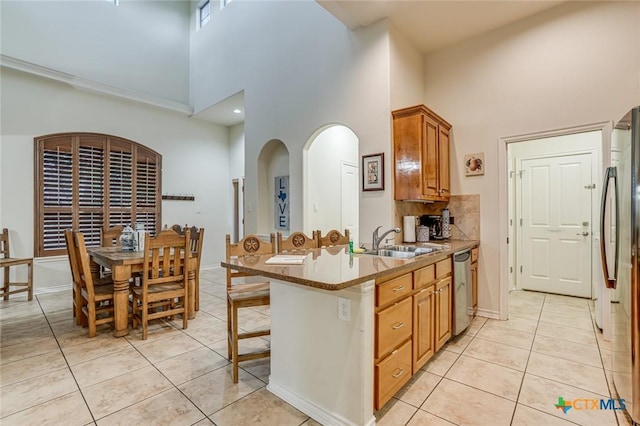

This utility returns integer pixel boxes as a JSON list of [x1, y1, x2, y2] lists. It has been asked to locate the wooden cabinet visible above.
[[392, 105, 452, 202], [375, 340, 412, 410], [433, 257, 453, 352], [471, 247, 479, 315], [375, 256, 454, 409], [375, 272, 413, 410], [412, 284, 435, 373], [412, 263, 436, 372], [376, 297, 412, 360], [435, 276, 452, 351]]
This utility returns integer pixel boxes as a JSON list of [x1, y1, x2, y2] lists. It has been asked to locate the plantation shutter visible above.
[[78, 136, 106, 247], [40, 138, 74, 254], [35, 133, 161, 257], [108, 140, 134, 228], [135, 148, 159, 233]]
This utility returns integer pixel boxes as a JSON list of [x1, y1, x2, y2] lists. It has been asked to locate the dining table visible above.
[[88, 246, 197, 337]]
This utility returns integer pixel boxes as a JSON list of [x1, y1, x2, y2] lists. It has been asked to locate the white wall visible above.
[[306, 125, 358, 236], [422, 1, 640, 315], [190, 1, 395, 240], [229, 122, 245, 234], [0, 69, 230, 292], [389, 23, 424, 110], [1, 0, 191, 104], [229, 123, 245, 182]]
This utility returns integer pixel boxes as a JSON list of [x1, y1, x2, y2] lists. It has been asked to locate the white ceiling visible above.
[[193, 1, 565, 126], [191, 91, 245, 127], [318, 0, 565, 54]]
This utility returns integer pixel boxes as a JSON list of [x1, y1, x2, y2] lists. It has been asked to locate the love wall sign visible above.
[[275, 176, 289, 230]]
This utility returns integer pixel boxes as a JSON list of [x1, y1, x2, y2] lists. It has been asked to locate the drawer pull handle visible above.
[[391, 322, 404, 330], [392, 368, 405, 378], [392, 286, 405, 292]]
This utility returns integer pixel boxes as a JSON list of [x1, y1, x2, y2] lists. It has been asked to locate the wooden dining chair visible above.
[[277, 231, 318, 253], [131, 228, 189, 340], [188, 226, 204, 311], [73, 231, 115, 337], [0, 228, 33, 301], [170, 224, 205, 311], [226, 233, 275, 383], [101, 225, 123, 247], [64, 230, 113, 325], [316, 229, 350, 247]]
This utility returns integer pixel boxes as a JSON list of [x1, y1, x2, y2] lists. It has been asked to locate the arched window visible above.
[[34, 133, 161, 257]]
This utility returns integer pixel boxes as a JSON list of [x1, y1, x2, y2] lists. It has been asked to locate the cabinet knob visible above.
[[392, 285, 405, 292], [391, 321, 405, 330]]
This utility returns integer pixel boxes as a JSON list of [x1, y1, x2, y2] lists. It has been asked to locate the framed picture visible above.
[[464, 153, 485, 176], [362, 153, 384, 191]]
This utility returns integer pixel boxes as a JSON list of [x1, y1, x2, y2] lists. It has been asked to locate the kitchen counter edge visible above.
[[221, 240, 479, 291]]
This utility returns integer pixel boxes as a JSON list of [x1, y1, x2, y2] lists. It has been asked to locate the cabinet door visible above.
[[434, 277, 452, 351], [377, 273, 413, 307], [375, 297, 412, 359], [393, 114, 423, 200], [413, 285, 435, 373], [374, 339, 412, 410], [438, 126, 450, 198], [422, 114, 439, 198]]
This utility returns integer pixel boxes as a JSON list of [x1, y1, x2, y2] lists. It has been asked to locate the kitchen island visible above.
[[221, 240, 478, 426]]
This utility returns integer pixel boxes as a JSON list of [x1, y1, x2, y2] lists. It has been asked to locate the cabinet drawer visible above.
[[376, 297, 412, 359], [435, 258, 452, 279], [375, 339, 412, 410], [413, 264, 435, 290], [377, 274, 412, 307], [471, 247, 479, 263]]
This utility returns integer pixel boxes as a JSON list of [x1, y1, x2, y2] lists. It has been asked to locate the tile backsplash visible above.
[[394, 194, 480, 242], [447, 194, 480, 240]]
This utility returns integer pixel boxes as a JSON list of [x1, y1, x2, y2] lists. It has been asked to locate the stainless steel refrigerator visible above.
[[600, 106, 640, 425]]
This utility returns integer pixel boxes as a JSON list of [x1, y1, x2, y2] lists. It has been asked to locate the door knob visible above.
[[577, 231, 589, 236]]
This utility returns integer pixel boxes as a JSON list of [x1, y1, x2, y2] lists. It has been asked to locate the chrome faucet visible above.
[[372, 226, 401, 250]]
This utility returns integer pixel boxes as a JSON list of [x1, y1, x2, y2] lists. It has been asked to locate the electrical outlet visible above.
[[337, 297, 351, 321]]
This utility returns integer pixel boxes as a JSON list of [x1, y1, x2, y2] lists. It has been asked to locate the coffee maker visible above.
[[421, 215, 443, 240]]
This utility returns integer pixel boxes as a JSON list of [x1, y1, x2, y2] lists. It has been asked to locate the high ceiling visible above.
[[318, 0, 565, 54], [194, 1, 566, 126], [192, 91, 245, 127]]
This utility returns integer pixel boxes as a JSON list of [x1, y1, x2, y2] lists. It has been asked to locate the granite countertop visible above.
[[221, 240, 479, 291]]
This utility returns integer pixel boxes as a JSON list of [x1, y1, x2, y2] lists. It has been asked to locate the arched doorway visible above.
[[304, 125, 360, 244], [257, 139, 289, 236]]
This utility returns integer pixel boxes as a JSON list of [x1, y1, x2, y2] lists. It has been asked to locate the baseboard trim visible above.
[[267, 379, 375, 426], [476, 308, 500, 320]]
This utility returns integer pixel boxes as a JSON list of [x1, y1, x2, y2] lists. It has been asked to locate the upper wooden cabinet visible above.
[[392, 105, 452, 201]]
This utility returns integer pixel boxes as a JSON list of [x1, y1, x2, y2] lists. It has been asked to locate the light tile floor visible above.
[[0, 271, 631, 425]]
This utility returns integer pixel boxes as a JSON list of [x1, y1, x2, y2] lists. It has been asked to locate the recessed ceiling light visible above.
[[233, 109, 242, 114]]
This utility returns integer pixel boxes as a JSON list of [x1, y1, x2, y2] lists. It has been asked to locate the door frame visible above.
[[498, 121, 611, 320], [340, 161, 359, 246]]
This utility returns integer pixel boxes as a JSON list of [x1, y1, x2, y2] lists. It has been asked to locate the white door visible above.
[[519, 153, 592, 297], [341, 162, 359, 245]]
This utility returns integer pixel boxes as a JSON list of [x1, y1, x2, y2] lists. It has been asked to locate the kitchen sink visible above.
[[363, 245, 441, 258]]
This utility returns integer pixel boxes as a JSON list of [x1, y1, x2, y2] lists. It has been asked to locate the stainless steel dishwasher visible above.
[[453, 249, 472, 336]]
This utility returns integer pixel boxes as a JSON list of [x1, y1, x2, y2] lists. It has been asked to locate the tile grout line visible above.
[[27, 294, 98, 424], [508, 292, 545, 425]]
